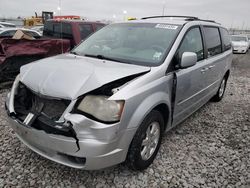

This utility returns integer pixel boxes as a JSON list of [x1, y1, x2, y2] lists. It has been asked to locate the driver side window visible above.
[[178, 27, 204, 62]]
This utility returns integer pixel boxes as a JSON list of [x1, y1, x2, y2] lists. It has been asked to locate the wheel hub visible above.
[[140, 122, 160, 161], [219, 79, 226, 97]]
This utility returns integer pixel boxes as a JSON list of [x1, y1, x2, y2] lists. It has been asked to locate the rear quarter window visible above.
[[79, 24, 94, 40], [220, 28, 231, 51], [43, 22, 73, 39], [61, 23, 73, 39], [95, 24, 105, 31], [204, 27, 222, 57]]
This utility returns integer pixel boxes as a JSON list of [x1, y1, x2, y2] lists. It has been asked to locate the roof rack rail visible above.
[[141, 15, 220, 24], [199, 19, 221, 25], [141, 15, 199, 20]]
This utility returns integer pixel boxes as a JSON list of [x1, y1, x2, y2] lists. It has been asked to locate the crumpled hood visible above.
[[20, 54, 150, 99]]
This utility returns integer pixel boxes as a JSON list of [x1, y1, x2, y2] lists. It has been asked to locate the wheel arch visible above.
[[126, 93, 171, 132], [225, 70, 230, 80], [152, 103, 170, 131]]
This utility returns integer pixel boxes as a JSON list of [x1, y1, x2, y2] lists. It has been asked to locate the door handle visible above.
[[201, 68, 208, 73], [208, 65, 215, 69]]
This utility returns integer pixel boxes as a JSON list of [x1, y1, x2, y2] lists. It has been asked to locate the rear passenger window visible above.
[[79, 24, 94, 39], [61, 23, 73, 39], [178, 27, 204, 62], [43, 22, 73, 39], [204, 27, 222, 57], [220, 28, 231, 51], [95, 24, 105, 31]]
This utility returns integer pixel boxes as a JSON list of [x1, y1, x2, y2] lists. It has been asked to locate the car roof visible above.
[[31, 25, 44, 28], [0, 21, 16, 26], [46, 19, 105, 24]]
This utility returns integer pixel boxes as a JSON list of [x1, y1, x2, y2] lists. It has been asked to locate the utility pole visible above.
[[162, 1, 166, 16], [241, 21, 245, 33]]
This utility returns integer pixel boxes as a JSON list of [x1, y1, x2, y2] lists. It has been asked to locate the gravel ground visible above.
[[0, 53, 249, 188]]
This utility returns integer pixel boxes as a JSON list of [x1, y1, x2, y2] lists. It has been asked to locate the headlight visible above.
[[76, 95, 124, 122]]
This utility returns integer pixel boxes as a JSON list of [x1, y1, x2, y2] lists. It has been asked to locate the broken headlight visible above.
[[76, 95, 124, 123]]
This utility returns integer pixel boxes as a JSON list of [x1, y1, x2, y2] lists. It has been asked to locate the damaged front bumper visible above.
[[5, 81, 135, 170]]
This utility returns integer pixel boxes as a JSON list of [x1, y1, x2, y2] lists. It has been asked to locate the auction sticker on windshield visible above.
[[155, 24, 178, 30]]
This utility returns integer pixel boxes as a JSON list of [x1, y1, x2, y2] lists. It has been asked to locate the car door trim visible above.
[[177, 78, 219, 105]]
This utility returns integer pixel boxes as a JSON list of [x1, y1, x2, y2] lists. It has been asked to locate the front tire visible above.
[[126, 110, 164, 170]]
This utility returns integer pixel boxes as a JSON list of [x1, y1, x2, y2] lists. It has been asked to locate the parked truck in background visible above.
[[43, 19, 105, 48], [0, 19, 106, 85]]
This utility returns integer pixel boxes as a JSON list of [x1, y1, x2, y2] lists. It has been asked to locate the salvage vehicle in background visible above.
[[0, 38, 70, 86], [231, 35, 249, 53], [0, 28, 42, 38], [30, 26, 44, 35], [6, 16, 232, 170], [0, 21, 16, 28], [43, 19, 105, 48], [0, 19, 105, 84]]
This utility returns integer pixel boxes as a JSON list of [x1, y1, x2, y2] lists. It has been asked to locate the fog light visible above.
[[57, 152, 86, 164]]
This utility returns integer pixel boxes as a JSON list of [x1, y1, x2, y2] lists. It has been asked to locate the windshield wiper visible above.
[[70, 51, 79, 55], [84, 54, 123, 63]]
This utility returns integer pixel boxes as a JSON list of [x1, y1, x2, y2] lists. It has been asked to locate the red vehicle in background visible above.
[[0, 19, 106, 85], [53, 15, 81, 20], [43, 19, 106, 48]]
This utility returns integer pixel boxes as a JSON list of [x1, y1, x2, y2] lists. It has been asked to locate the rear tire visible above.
[[211, 76, 227, 102], [126, 110, 164, 170]]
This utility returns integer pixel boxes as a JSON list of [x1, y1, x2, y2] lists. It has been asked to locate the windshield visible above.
[[231, 36, 247, 42], [73, 23, 181, 66]]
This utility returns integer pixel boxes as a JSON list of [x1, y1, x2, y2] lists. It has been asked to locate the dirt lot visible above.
[[0, 53, 249, 188]]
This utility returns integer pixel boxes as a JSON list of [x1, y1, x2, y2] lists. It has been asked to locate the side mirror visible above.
[[180, 52, 197, 68]]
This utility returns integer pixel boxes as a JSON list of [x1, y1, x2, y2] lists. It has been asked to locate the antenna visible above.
[[58, 0, 63, 54]]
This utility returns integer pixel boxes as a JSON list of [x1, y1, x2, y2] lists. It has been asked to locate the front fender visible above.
[[126, 91, 171, 130]]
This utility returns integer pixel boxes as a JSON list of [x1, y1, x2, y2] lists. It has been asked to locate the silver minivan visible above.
[[5, 16, 232, 170]]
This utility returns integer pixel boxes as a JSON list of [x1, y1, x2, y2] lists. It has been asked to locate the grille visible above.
[[14, 83, 70, 121]]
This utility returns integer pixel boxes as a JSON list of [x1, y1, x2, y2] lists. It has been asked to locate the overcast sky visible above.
[[0, 0, 249, 29]]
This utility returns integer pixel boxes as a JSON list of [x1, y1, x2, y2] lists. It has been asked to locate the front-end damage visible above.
[[6, 71, 148, 169], [8, 81, 80, 150]]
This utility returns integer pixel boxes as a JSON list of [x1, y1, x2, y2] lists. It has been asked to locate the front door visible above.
[[172, 27, 210, 126]]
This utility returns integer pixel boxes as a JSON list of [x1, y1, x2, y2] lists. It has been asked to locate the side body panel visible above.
[[173, 59, 211, 126], [172, 24, 232, 126]]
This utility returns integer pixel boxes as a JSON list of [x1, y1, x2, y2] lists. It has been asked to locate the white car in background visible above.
[[0, 21, 16, 28], [0, 28, 42, 38], [231, 35, 249, 54], [31, 26, 44, 35], [247, 35, 250, 48]]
